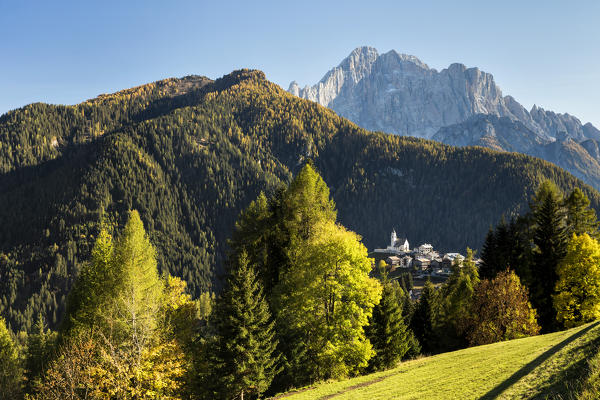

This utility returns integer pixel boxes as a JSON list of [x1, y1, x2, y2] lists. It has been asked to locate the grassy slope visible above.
[[274, 322, 600, 400]]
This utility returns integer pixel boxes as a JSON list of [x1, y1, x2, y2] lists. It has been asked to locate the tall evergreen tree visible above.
[[480, 217, 532, 283], [367, 280, 412, 371], [0, 317, 22, 400], [437, 249, 480, 351], [24, 315, 56, 391], [531, 181, 567, 332], [411, 280, 438, 354], [564, 187, 600, 239], [230, 164, 382, 389], [479, 227, 498, 280], [210, 251, 279, 400]]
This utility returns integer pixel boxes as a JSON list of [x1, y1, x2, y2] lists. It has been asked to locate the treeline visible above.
[[409, 183, 600, 358], [2, 68, 600, 336], [480, 183, 600, 332]]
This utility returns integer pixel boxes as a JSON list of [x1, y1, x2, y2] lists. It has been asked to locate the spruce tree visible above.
[[437, 249, 479, 351], [531, 181, 567, 332], [411, 280, 438, 354], [564, 187, 600, 239], [210, 251, 279, 400], [480, 227, 498, 280], [24, 315, 56, 391], [367, 280, 412, 371]]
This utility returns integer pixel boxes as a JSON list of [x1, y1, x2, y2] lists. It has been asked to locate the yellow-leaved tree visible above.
[[34, 211, 192, 399], [554, 233, 600, 328]]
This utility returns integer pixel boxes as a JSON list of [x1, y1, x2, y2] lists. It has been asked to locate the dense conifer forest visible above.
[[1, 69, 599, 333]]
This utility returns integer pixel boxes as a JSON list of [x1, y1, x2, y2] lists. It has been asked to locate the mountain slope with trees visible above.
[[1, 69, 599, 333]]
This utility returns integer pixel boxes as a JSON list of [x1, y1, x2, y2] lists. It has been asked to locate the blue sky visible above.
[[1, 0, 599, 126]]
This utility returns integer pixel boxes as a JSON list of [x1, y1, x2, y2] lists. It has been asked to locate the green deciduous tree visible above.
[[210, 251, 279, 400], [35, 210, 186, 399], [111, 210, 164, 352], [275, 220, 381, 381], [229, 164, 382, 389], [554, 233, 600, 328]]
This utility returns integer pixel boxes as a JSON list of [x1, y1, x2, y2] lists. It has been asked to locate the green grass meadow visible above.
[[273, 321, 600, 400]]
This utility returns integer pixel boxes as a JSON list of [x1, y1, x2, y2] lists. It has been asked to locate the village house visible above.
[[414, 257, 431, 270], [442, 253, 465, 270]]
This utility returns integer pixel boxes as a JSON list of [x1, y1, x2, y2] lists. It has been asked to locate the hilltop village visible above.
[[374, 230, 480, 278]]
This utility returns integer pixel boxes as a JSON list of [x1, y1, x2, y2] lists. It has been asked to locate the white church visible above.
[[374, 229, 410, 254]]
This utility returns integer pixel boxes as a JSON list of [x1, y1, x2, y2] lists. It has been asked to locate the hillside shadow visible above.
[[479, 321, 600, 400], [530, 328, 600, 399]]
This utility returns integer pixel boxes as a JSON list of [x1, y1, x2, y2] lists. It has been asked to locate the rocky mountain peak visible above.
[[288, 46, 600, 189]]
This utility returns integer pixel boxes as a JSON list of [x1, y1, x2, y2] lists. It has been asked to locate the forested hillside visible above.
[[1, 69, 598, 333]]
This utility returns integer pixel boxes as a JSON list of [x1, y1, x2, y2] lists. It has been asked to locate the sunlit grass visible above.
[[273, 321, 600, 400]]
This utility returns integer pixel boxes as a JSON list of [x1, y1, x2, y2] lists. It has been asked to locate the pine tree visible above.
[[564, 187, 600, 239], [210, 251, 279, 400], [367, 280, 412, 371], [531, 181, 567, 332], [411, 280, 438, 354], [0, 317, 22, 400]]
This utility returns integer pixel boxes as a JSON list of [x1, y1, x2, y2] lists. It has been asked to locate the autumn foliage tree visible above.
[[467, 270, 540, 346], [34, 211, 189, 399]]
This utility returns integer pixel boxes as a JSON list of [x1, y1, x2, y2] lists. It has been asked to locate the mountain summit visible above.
[[290, 47, 600, 189]]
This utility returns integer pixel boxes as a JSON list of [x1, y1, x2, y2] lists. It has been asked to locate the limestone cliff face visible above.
[[291, 47, 540, 139], [290, 46, 600, 189]]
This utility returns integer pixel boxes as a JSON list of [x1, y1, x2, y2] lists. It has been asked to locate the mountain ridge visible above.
[[289, 46, 600, 189]]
